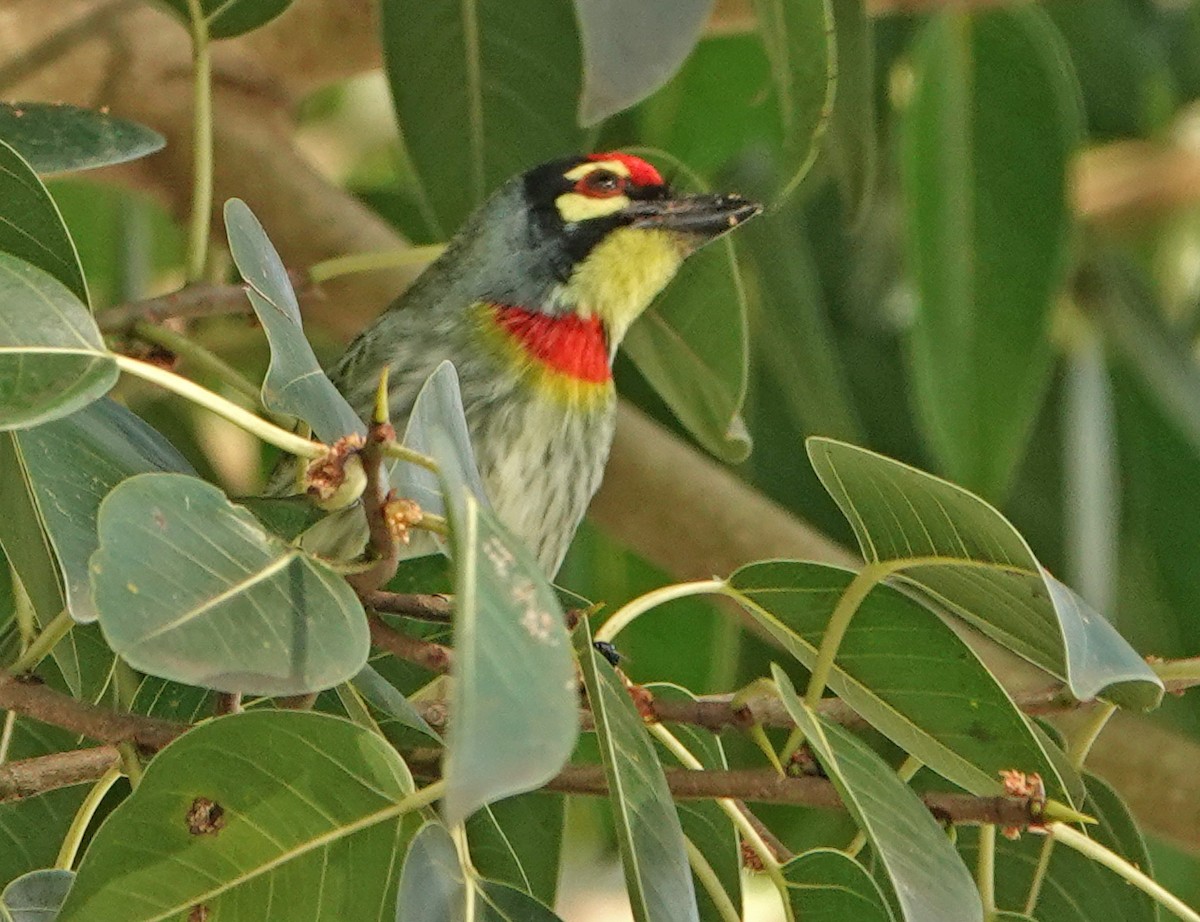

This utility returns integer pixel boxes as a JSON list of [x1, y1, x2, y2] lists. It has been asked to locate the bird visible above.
[[327, 152, 760, 575]]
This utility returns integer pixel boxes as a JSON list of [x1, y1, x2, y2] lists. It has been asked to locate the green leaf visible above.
[[650, 685, 741, 922], [0, 869, 74, 922], [59, 712, 421, 922], [823, 0, 877, 221], [806, 437, 1163, 710], [380, 0, 587, 235], [157, 0, 294, 39], [901, 7, 1081, 499], [467, 794, 564, 907], [224, 198, 364, 443], [728, 561, 1074, 802], [0, 140, 87, 304], [0, 255, 115, 431], [0, 103, 164, 174], [624, 237, 752, 462], [396, 822, 566, 921], [750, 0, 836, 195], [352, 663, 440, 743], [91, 473, 368, 696], [960, 775, 1156, 922], [577, 624, 700, 922], [437, 463, 576, 824], [129, 674, 213, 723], [3, 399, 193, 624], [783, 848, 895, 921], [773, 665, 984, 922], [574, 0, 715, 126]]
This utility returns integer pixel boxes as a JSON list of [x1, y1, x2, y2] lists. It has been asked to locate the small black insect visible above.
[[592, 640, 622, 667]]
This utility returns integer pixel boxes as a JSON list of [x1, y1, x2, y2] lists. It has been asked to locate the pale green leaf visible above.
[[783, 848, 895, 921], [574, 0, 716, 125], [224, 198, 363, 443], [773, 665, 984, 922], [91, 473, 368, 696], [806, 437, 1163, 710], [0, 255, 115, 431], [0, 103, 164, 174], [0, 869, 74, 922]]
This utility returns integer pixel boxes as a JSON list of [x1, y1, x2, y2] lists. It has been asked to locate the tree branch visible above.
[[362, 590, 453, 623], [0, 745, 122, 804], [367, 616, 452, 674]]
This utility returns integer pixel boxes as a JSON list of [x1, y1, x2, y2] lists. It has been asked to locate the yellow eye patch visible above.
[[555, 160, 634, 223]]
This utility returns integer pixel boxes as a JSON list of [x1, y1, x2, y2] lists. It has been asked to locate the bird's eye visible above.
[[575, 169, 625, 198]]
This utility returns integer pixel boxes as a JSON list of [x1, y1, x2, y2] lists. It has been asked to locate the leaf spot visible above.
[[185, 796, 226, 835]]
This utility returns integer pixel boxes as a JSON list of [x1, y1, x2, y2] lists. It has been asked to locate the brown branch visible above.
[[367, 616, 452, 674], [363, 590, 454, 623], [0, 674, 186, 750], [97, 277, 312, 334], [346, 425, 402, 595], [0, 745, 122, 804]]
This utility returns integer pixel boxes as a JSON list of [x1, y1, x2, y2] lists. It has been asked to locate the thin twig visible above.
[[368, 616, 452, 674], [0, 746, 122, 804], [363, 591, 454, 623], [99, 282, 259, 333]]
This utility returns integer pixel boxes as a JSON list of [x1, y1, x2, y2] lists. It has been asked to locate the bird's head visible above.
[[514, 152, 761, 342]]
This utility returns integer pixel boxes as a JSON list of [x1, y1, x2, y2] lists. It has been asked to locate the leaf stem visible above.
[[8, 609, 74, 674], [977, 824, 996, 916], [308, 244, 445, 284], [381, 442, 440, 472], [130, 319, 261, 403], [684, 836, 741, 922], [56, 766, 121, 869], [1047, 822, 1200, 922], [595, 579, 728, 644], [1022, 836, 1055, 915], [414, 512, 450, 537], [1068, 701, 1116, 770], [804, 562, 893, 708], [114, 354, 324, 458], [118, 740, 143, 789], [184, 0, 213, 282]]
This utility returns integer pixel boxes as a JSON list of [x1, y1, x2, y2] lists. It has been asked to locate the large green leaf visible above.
[[0, 103, 164, 175], [624, 237, 752, 462], [783, 848, 895, 921], [91, 473, 368, 695], [0, 255, 115, 431], [807, 438, 1162, 710], [578, 626, 700, 922], [959, 775, 1157, 922], [381, 0, 587, 236], [3, 399, 193, 624], [650, 685, 741, 922], [396, 821, 566, 921], [58, 712, 421, 922], [224, 199, 363, 443], [467, 794, 564, 907], [156, 0, 294, 39], [728, 561, 1074, 802], [0, 869, 74, 922], [0, 140, 86, 303], [901, 7, 1080, 499], [439, 487, 577, 825], [574, 0, 715, 125], [352, 664, 440, 744], [751, 0, 836, 195], [823, 0, 876, 221], [774, 666, 984, 922]]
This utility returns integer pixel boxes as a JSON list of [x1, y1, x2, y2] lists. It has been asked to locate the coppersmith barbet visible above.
[[330, 152, 760, 574]]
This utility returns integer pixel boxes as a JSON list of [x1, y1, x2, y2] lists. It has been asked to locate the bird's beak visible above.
[[626, 192, 762, 240]]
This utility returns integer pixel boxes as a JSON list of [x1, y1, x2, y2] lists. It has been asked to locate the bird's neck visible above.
[[476, 303, 615, 403]]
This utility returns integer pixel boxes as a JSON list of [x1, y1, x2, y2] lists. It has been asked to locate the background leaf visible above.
[[774, 666, 984, 922], [381, 0, 586, 236], [91, 473, 368, 695], [0, 254, 115, 431], [0, 140, 87, 303], [901, 7, 1081, 499], [0, 103, 164, 175], [156, 0, 294, 39], [624, 237, 752, 462], [577, 626, 700, 922], [807, 437, 1163, 709], [574, 0, 715, 126], [439, 490, 577, 826], [224, 198, 364, 443]]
